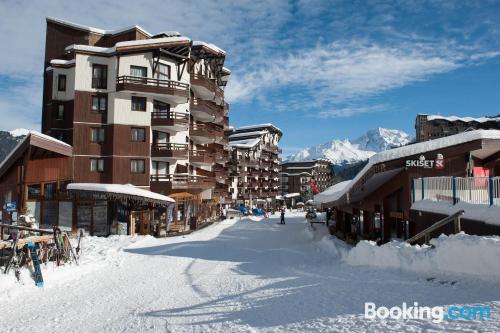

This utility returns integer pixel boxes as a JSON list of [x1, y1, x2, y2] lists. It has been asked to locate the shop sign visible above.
[[2, 202, 16, 212], [405, 154, 445, 169]]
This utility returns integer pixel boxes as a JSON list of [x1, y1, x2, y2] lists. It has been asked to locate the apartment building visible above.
[[16, 17, 232, 233], [415, 114, 500, 142], [228, 124, 282, 207], [280, 159, 333, 201]]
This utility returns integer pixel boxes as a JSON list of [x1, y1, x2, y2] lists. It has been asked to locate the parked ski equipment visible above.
[[27, 242, 44, 288]]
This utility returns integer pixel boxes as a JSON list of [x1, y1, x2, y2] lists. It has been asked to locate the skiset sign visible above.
[[405, 154, 445, 170]]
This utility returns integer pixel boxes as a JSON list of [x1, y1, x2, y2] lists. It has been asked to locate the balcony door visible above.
[[152, 161, 169, 180], [153, 100, 170, 115]]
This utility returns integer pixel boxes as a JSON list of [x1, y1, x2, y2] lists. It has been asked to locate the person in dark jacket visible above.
[[280, 207, 286, 224]]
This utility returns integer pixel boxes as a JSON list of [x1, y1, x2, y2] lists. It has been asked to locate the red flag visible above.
[[307, 180, 321, 194]]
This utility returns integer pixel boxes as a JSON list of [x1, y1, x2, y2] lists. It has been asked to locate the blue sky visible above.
[[0, 0, 499, 156]]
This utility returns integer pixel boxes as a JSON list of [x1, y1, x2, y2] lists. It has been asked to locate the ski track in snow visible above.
[[1, 213, 499, 332]]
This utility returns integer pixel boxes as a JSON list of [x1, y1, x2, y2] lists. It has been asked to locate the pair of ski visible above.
[[4, 240, 43, 287]]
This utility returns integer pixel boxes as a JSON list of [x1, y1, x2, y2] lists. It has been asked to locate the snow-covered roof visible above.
[[314, 180, 352, 204], [116, 36, 190, 48], [427, 115, 500, 123], [281, 172, 312, 176], [229, 138, 261, 149], [222, 67, 231, 75], [229, 130, 268, 139], [67, 183, 174, 204], [284, 193, 301, 198], [192, 41, 226, 55], [9, 128, 30, 137], [234, 123, 282, 134], [323, 130, 500, 205], [47, 17, 152, 37], [65, 44, 115, 54], [50, 59, 76, 66], [155, 31, 182, 37]]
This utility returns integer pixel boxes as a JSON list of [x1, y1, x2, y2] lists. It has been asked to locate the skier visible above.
[[280, 207, 286, 224]]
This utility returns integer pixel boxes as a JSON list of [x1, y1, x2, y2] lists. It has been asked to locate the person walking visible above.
[[280, 207, 286, 224]]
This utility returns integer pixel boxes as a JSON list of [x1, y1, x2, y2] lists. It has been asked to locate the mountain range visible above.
[[286, 127, 412, 169], [0, 129, 29, 163]]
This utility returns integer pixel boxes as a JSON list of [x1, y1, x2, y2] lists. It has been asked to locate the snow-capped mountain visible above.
[[286, 127, 412, 166], [0, 129, 29, 162]]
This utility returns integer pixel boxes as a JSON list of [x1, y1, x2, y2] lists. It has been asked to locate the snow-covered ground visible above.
[[1, 213, 499, 332]]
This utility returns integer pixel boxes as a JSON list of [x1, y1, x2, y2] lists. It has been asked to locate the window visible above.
[[130, 65, 147, 80], [152, 161, 168, 179], [90, 158, 104, 172], [92, 64, 107, 89], [57, 104, 64, 120], [156, 63, 170, 80], [131, 159, 145, 173], [90, 128, 105, 143], [58, 74, 67, 91], [131, 128, 146, 142], [91, 95, 107, 113], [27, 184, 41, 200], [44, 183, 57, 200], [132, 96, 147, 112], [153, 100, 170, 114]]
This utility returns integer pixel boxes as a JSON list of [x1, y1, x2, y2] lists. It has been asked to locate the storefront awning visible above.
[[67, 183, 175, 206]]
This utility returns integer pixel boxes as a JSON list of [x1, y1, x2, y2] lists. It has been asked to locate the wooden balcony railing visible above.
[[116, 75, 189, 98], [151, 112, 189, 127], [151, 143, 188, 158], [190, 123, 224, 138], [189, 150, 215, 164]]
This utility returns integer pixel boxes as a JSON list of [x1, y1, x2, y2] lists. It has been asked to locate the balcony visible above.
[[150, 174, 215, 191], [151, 143, 188, 159], [189, 150, 215, 166], [116, 76, 189, 103], [151, 112, 189, 131], [190, 74, 224, 105], [191, 98, 224, 123], [190, 123, 224, 144]]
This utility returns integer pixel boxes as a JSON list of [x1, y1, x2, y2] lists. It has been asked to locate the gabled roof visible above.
[[0, 131, 73, 179], [47, 17, 152, 37]]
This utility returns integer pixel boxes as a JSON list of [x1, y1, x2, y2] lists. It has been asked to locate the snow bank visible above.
[[344, 232, 500, 280]]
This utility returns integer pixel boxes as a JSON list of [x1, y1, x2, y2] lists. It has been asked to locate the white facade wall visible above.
[[51, 67, 75, 101], [74, 54, 116, 92]]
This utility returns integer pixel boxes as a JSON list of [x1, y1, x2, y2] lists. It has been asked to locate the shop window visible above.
[[44, 183, 57, 200], [27, 184, 41, 200]]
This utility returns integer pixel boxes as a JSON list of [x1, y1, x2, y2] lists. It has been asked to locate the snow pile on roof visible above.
[[67, 183, 174, 203], [30, 130, 72, 148], [428, 115, 500, 123], [235, 123, 282, 134], [193, 41, 226, 55], [229, 130, 268, 139], [344, 232, 500, 280], [411, 200, 500, 226], [229, 138, 260, 148], [9, 128, 30, 137], [47, 17, 152, 37], [116, 36, 190, 48], [284, 193, 300, 198], [314, 180, 351, 204], [65, 44, 115, 54], [50, 59, 76, 66]]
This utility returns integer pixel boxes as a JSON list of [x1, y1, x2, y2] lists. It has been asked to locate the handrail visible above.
[[406, 210, 464, 244], [151, 111, 189, 121], [151, 143, 188, 151], [117, 75, 189, 90]]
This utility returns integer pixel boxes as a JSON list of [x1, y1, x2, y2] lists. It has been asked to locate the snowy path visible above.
[[1, 213, 499, 332]]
